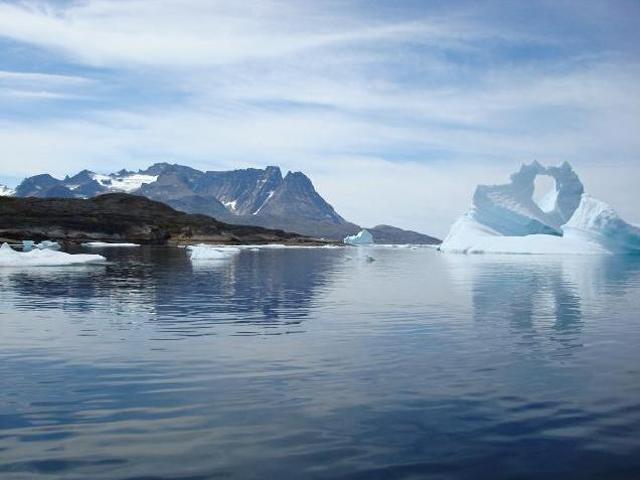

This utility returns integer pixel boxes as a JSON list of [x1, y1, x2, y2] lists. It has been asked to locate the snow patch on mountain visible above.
[[222, 199, 238, 212], [252, 191, 275, 215], [0, 185, 15, 196], [91, 173, 158, 193]]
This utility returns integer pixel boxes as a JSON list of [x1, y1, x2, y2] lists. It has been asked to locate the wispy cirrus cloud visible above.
[[0, 0, 638, 234], [0, 69, 92, 101]]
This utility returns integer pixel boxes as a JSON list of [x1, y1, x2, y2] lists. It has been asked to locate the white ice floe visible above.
[[22, 240, 61, 252], [187, 244, 241, 261], [440, 162, 640, 255], [0, 243, 106, 267], [344, 229, 374, 246], [189, 244, 342, 251], [186, 243, 342, 261], [36, 240, 61, 250], [82, 242, 140, 248], [234, 244, 341, 249]]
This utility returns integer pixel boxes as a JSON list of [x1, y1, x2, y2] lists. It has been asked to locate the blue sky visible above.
[[0, 0, 639, 235]]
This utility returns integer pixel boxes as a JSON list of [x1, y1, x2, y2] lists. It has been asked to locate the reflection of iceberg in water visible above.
[[470, 259, 583, 337], [179, 248, 345, 324], [0, 247, 345, 334], [444, 254, 640, 347]]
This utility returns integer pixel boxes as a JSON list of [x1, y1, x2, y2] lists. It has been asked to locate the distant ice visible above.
[[82, 242, 140, 248], [186, 243, 344, 260], [187, 244, 241, 261], [36, 240, 61, 250], [440, 162, 640, 255], [22, 240, 61, 252], [190, 243, 342, 251], [0, 243, 106, 267], [344, 229, 374, 246], [235, 244, 341, 249]]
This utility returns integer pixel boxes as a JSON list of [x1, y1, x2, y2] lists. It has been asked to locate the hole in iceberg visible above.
[[532, 174, 557, 213]]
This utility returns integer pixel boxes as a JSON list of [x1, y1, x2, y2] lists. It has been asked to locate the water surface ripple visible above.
[[1, 246, 640, 479]]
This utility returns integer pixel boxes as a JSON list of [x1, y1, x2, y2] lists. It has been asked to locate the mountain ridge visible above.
[[10, 163, 440, 244]]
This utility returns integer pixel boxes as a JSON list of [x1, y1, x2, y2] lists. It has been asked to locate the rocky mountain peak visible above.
[[260, 170, 344, 224], [283, 171, 312, 187], [11, 162, 438, 242]]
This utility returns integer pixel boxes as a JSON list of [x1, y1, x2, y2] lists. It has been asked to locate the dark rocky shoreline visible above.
[[0, 193, 335, 247]]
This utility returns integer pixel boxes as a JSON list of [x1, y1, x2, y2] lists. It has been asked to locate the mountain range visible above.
[[4, 163, 440, 243]]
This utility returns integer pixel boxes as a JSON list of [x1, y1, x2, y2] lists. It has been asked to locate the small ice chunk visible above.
[[343, 229, 374, 246], [0, 243, 106, 267], [36, 240, 61, 251], [22, 240, 35, 252], [82, 242, 140, 248], [187, 244, 241, 261]]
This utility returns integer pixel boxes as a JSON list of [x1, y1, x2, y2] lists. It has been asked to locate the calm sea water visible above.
[[1, 246, 640, 480]]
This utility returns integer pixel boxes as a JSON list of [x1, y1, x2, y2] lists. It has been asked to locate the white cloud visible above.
[[0, 89, 87, 100], [0, 69, 92, 101], [0, 0, 638, 234], [0, 0, 484, 68], [0, 70, 89, 84]]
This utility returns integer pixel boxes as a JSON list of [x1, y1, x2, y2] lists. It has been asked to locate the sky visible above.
[[0, 0, 639, 236]]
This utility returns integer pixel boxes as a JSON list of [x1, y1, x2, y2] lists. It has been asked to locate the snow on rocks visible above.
[[0, 185, 15, 196], [0, 243, 106, 267]]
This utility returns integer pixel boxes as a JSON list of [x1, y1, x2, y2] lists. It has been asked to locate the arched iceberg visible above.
[[440, 162, 640, 255]]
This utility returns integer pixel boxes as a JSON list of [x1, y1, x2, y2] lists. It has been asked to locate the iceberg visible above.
[[36, 240, 61, 251], [440, 162, 640, 255], [344, 229, 374, 246], [22, 240, 35, 252], [0, 243, 106, 267], [22, 240, 61, 252], [563, 195, 640, 253], [187, 244, 241, 261]]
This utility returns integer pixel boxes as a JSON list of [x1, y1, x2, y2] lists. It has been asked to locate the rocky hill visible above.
[[0, 193, 327, 246]]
